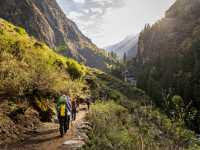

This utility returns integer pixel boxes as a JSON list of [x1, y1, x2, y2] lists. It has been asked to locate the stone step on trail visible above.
[[63, 139, 85, 149]]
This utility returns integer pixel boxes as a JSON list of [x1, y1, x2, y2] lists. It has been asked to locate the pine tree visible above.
[[123, 52, 127, 64]]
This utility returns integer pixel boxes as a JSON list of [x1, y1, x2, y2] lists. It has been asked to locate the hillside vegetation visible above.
[[0, 0, 117, 71], [84, 101, 200, 150], [0, 15, 200, 149], [135, 0, 200, 133], [0, 18, 89, 144], [83, 70, 200, 150], [0, 18, 88, 99]]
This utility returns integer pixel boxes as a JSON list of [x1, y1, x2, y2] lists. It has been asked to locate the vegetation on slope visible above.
[[131, 0, 200, 133], [84, 101, 200, 150], [0, 12, 199, 149], [0, 0, 118, 71], [0, 18, 89, 144], [83, 69, 200, 150], [0, 18, 87, 99]]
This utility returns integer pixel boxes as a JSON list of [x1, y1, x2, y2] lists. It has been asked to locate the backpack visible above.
[[60, 104, 66, 117]]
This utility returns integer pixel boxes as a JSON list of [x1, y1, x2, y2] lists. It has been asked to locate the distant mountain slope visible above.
[[0, 0, 114, 70], [135, 0, 200, 132], [105, 35, 138, 59]]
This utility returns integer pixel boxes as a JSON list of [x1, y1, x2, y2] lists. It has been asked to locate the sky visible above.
[[57, 0, 175, 48]]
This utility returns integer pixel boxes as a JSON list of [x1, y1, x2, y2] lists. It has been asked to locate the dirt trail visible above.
[[4, 105, 88, 150]]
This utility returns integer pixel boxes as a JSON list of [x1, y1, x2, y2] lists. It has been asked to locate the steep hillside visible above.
[[0, 0, 114, 70], [0, 18, 89, 144], [0, 18, 199, 150], [136, 0, 200, 132], [105, 35, 138, 60], [83, 69, 200, 150]]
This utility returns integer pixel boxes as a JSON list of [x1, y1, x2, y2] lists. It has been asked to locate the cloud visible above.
[[57, 0, 175, 47], [73, 0, 85, 3], [68, 11, 83, 20], [90, 8, 103, 14], [83, 9, 90, 14], [57, 0, 125, 45]]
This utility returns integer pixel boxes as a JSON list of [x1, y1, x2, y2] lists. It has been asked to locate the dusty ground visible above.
[[1, 105, 88, 150], [0, 101, 40, 145]]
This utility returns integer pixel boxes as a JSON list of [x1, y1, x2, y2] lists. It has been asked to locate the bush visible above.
[[169, 95, 185, 120], [56, 44, 69, 52], [85, 100, 199, 150], [171, 95, 184, 108], [34, 99, 55, 122], [66, 59, 85, 80], [14, 27, 26, 35], [84, 101, 137, 150], [0, 28, 3, 34], [0, 57, 32, 97]]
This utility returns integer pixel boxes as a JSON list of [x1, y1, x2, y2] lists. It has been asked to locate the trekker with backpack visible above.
[[86, 98, 91, 110], [65, 95, 72, 130], [71, 98, 78, 121], [56, 95, 68, 137]]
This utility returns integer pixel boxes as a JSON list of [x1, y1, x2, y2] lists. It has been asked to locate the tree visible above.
[[169, 95, 184, 120], [110, 51, 117, 59], [123, 52, 127, 64]]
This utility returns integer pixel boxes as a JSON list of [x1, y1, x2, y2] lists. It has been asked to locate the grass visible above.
[[84, 101, 137, 150], [83, 69, 200, 150], [84, 101, 200, 150], [0, 18, 87, 99]]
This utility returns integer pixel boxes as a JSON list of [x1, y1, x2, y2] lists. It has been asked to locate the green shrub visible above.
[[0, 28, 3, 34], [85, 100, 199, 150], [10, 40, 25, 60], [85, 101, 137, 150], [56, 44, 69, 52], [34, 98, 55, 121], [171, 95, 184, 108], [34, 41, 44, 48], [0, 57, 32, 97], [14, 27, 26, 35], [66, 59, 85, 80], [169, 95, 185, 120]]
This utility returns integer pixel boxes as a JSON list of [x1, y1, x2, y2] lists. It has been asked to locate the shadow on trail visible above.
[[27, 129, 58, 136], [24, 135, 61, 145], [22, 128, 61, 145], [1, 129, 60, 149]]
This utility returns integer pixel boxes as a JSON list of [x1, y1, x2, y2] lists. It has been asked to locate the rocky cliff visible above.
[[0, 0, 113, 70]]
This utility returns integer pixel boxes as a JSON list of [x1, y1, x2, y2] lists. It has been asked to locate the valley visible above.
[[0, 0, 200, 150]]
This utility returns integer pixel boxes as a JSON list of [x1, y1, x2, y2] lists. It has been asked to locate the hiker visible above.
[[65, 95, 72, 130], [56, 95, 68, 137], [71, 98, 78, 121], [86, 98, 91, 110]]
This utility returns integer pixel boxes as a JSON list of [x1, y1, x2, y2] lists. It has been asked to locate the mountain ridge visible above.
[[105, 34, 138, 59], [0, 0, 114, 70]]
